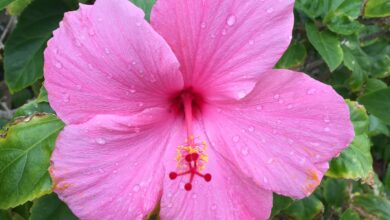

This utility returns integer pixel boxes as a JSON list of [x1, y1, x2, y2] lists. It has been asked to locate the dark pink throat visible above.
[[168, 91, 212, 191]]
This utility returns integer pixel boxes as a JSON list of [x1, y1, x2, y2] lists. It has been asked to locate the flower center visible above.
[[168, 92, 212, 191]]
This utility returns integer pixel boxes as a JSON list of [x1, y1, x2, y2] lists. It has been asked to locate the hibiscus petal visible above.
[[44, 0, 183, 124], [50, 108, 178, 219], [151, 0, 294, 100], [202, 70, 354, 199], [160, 124, 272, 219]]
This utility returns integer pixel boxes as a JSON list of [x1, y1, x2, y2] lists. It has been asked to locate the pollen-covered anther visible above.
[[169, 152, 212, 191]]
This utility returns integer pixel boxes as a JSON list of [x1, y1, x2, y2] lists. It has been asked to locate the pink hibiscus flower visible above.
[[44, 0, 354, 219]]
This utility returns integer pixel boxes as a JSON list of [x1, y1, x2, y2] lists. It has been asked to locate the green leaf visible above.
[[284, 195, 324, 220], [295, 0, 335, 19], [364, 79, 387, 95], [4, 0, 78, 93], [130, 0, 155, 21], [340, 208, 361, 220], [327, 101, 374, 181], [384, 163, 390, 196], [0, 210, 12, 220], [14, 101, 54, 118], [0, 114, 64, 209], [369, 115, 390, 137], [6, 0, 32, 15], [341, 37, 371, 91], [271, 194, 294, 217], [359, 88, 390, 125], [276, 43, 307, 69], [305, 22, 343, 71], [363, 40, 390, 79], [364, 0, 390, 18], [324, 0, 363, 35], [37, 86, 48, 103], [322, 178, 349, 207], [353, 195, 390, 219], [0, 0, 14, 10], [30, 194, 77, 220]]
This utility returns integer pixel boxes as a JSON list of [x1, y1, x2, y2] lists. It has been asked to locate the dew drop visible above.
[[113, 170, 117, 174], [237, 91, 246, 99], [88, 28, 95, 36], [96, 137, 106, 145], [53, 48, 59, 54], [287, 104, 293, 109], [273, 94, 280, 100], [76, 84, 82, 90], [324, 127, 331, 132], [135, 21, 142, 27], [138, 102, 144, 107], [132, 61, 137, 65], [217, 108, 222, 113], [267, 7, 274, 13], [324, 116, 331, 123], [201, 22, 206, 29], [63, 94, 70, 103], [192, 193, 198, 199], [248, 126, 255, 132], [226, 15, 237, 26], [98, 168, 104, 173], [307, 88, 316, 95], [221, 29, 227, 35], [256, 105, 263, 111], [249, 39, 255, 45], [167, 203, 173, 208], [276, 120, 282, 125], [129, 88, 136, 94], [55, 62, 63, 69], [211, 204, 217, 210], [232, 135, 240, 143], [133, 184, 140, 192], [74, 39, 82, 47], [104, 48, 110, 54], [241, 147, 249, 156]]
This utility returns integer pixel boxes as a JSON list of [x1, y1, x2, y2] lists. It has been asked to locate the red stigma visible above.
[[169, 153, 212, 191]]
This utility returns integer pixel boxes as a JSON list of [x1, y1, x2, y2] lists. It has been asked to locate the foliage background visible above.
[[0, 0, 389, 219]]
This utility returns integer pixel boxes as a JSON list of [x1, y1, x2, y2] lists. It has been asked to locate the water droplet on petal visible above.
[[241, 147, 249, 156], [307, 88, 316, 95], [55, 62, 63, 69], [226, 15, 237, 26], [74, 39, 82, 47], [256, 105, 263, 111], [249, 40, 255, 45], [88, 29, 95, 36], [232, 136, 240, 143], [237, 91, 246, 99], [96, 138, 106, 145], [221, 29, 227, 35], [324, 127, 331, 132], [211, 204, 217, 210], [248, 126, 255, 132], [63, 93, 70, 103], [287, 104, 293, 109], [201, 22, 206, 29], [192, 193, 197, 199], [273, 94, 280, 100], [324, 116, 331, 123], [104, 48, 110, 54], [167, 203, 173, 208], [135, 21, 142, 27], [267, 7, 274, 13], [76, 84, 82, 90], [133, 184, 140, 192]]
